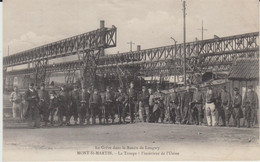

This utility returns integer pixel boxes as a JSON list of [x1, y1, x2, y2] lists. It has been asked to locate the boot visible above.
[[247, 121, 251, 128], [237, 120, 240, 128], [225, 121, 229, 127]]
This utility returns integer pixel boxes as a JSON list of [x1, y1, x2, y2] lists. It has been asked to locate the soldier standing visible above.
[[115, 87, 127, 123], [71, 85, 81, 125], [49, 90, 59, 126], [104, 86, 115, 124], [89, 89, 102, 124], [168, 88, 180, 124], [10, 86, 23, 120], [232, 87, 242, 128], [58, 85, 72, 126], [24, 83, 40, 128], [85, 88, 92, 124], [38, 83, 50, 127], [243, 85, 259, 128], [205, 83, 217, 126], [127, 82, 137, 123], [220, 86, 231, 126], [192, 85, 204, 125], [148, 88, 154, 123], [153, 87, 165, 123], [181, 85, 193, 125], [138, 86, 150, 122]]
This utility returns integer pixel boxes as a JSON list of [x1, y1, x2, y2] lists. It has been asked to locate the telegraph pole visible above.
[[127, 41, 135, 52], [198, 20, 207, 40], [183, 0, 187, 87]]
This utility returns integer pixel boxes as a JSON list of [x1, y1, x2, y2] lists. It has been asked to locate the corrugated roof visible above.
[[228, 58, 259, 80]]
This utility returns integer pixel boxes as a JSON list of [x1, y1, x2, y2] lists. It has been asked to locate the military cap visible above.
[[248, 85, 253, 89], [233, 87, 239, 91]]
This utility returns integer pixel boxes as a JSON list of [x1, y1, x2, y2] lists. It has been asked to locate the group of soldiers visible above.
[[9, 81, 259, 128]]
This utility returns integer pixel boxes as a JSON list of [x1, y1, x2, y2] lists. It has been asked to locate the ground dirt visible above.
[[3, 121, 260, 161]]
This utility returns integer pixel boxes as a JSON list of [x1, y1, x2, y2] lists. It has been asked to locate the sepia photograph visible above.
[[2, 0, 260, 161]]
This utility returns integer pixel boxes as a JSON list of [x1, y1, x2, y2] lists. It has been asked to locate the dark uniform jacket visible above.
[[25, 88, 39, 107], [115, 92, 127, 104], [232, 94, 242, 108], [38, 89, 50, 104], [71, 90, 80, 106], [182, 91, 193, 108], [243, 91, 259, 109], [168, 92, 179, 108], [193, 91, 203, 104], [138, 90, 150, 107], [220, 91, 231, 106], [104, 91, 114, 103], [89, 93, 102, 105], [58, 90, 72, 106], [128, 88, 137, 101]]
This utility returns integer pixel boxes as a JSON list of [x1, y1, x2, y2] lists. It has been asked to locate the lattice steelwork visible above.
[[5, 32, 259, 84], [3, 27, 117, 68]]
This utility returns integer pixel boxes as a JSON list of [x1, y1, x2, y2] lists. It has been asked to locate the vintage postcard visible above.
[[2, 0, 259, 161]]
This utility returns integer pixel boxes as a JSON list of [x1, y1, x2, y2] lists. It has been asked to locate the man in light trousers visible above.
[[205, 83, 217, 126]]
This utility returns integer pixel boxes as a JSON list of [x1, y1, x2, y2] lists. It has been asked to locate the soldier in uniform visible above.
[[89, 89, 102, 124], [115, 87, 127, 123], [49, 90, 59, 126], [205, 83, 217, 126], [243, 85, 259, 128], [127, 82, 137, 123], [192, 85, 204, 125], [85, 88, 92, 124], [138, 86, 150, 122], [232, 87, 242, 128], [181, 85, 193, 125], [220, 86, 231, 126], [10, 86, 23, 120], [24, 83, 40, 128], [70, 85, 81, 125], [153, 87, 165, 123], [148, 88, 154, 122], [38, 83, 50, 127], [104, 86, 115, 124], [168, 88, 180, 124], [58, 85, 72, 126]]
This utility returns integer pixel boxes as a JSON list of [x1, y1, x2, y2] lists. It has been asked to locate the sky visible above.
[[3, 0, 259, 58]]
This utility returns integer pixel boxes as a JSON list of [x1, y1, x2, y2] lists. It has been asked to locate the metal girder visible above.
[[35, 59, 48, 86], [3, 26, 117, 68], [5, 32, 259, 80], [64, 70, 76, 84]]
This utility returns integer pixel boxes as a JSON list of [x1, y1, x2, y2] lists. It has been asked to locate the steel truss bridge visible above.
[[3, 26, 259, 88]]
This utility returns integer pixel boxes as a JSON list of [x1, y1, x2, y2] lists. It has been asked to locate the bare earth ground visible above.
[[3, 121, 260, 161]]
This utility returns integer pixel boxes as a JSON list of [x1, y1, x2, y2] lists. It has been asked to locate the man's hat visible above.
[[118, 87, 123, 90], [195, 84, 200, 88], [248, 85, 253, 89], [142, 86, 146, 89], [233, 87, 239, 91], [40, 83, 45, 87], [29, 83, 34, 87]]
